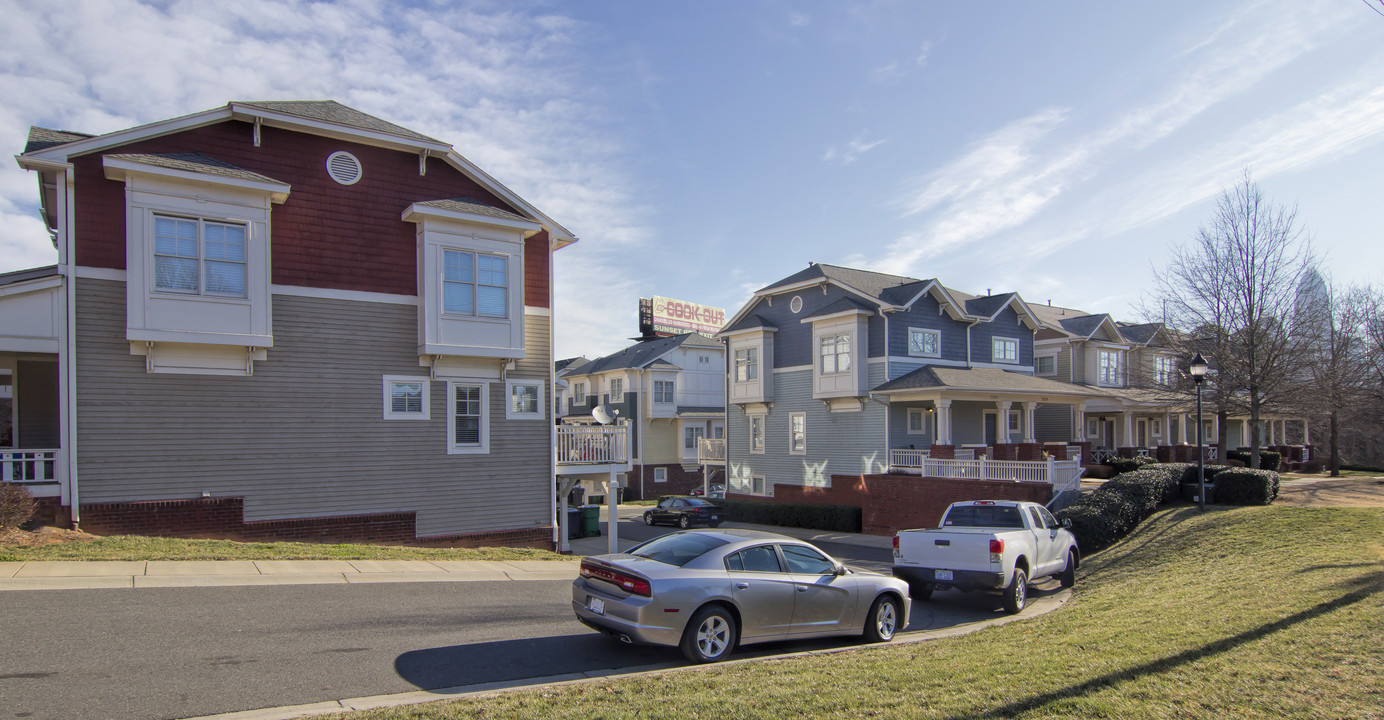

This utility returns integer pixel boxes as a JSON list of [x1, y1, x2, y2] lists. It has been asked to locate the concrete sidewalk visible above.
[[0, 506, 894, 591]]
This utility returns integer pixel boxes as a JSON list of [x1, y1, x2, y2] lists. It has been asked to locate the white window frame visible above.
[[1154, 356, 1176, 385], [610, 377, 624, 401], [382, 375, 430, 420], [751, 474, 766, 495], [442, 248, 509, 319], [907, 408, 935, 435], [1036, 354, 1057, 376], [1153, 419, 1162, 435], [749, 414, 766, 454], [505, 379, 545, 420], [789, 412, 806, 455], [1009, 410, 1022, 434], [734, 347, 759, 382], [992, 336, 1019, 364], [684, 424, 705, 455], [152, 214, 249, 298], [1087, 418, 1099, 437], [654, 380, 675, 404], [907, 327, 941, 358], [572, 382, 587, 405], [653, 467, 667, 483], [820, 334, 851, 374], [447, 381, 490, 454], [1098, 349, 1122, 386]]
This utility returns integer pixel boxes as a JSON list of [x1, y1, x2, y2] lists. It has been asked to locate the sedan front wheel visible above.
[[643, 512, 656, 526], [680, 605, 737, 663], [678, 515, 691, 529], [863, 594, 900, 643]]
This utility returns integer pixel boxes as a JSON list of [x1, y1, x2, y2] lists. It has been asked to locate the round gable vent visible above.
[[790, 295, 803, 314], [326, 151, 362, 185]]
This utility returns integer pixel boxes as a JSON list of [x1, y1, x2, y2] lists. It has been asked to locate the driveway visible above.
[[1275, 475, 1384, 508]]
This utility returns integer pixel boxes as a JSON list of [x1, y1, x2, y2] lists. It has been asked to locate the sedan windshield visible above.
[[629, 533, 730, 567]]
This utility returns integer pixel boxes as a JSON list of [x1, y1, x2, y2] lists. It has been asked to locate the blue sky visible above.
[[3, 0, 1382, 359]]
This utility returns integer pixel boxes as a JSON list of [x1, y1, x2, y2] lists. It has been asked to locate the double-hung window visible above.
[[654, 380, 675, 404], [443, 250, 507, 318], [1154, 356, 1175, 385], [908, 408, 933, 435], [789, 412, 806, 454], [734, 347, 758, 382], [684, 425, 704, 454], [908, 328, 940, 357], [749, 415, 765, 453], [1098, 350, 1122, 385], [820, 334, 850, 374], [448, 381, 489, 454], [610, 378, 624, 401], [153, 215, 247, 296], [572, 382, 587, 405], [992, 337, 1019, 364], [1036, 355, 1056, 375]]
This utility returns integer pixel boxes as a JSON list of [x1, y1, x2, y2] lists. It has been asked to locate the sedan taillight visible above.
[[580, 560, 652, 596]]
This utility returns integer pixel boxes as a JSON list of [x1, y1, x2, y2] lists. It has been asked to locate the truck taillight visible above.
[[989, 539, 1004, 554], [892, 535, 900, 550]]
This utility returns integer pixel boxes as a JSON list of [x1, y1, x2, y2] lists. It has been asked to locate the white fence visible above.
[[888, 450, 1081, 488], [555, 425, 629, 465]]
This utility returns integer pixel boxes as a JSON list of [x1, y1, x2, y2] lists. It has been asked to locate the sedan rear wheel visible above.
[[643, 512, 656, 526], [863, 594, 900, 643], [680, 605, 736, 663], [678, 514, 691, 529]]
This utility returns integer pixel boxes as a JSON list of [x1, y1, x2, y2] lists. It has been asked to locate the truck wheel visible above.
[[862, 594, 900, 643], [1002, 568, 1028, 614], [1058, 551, 1076, 589], [909, 583, 933, 601], [680, 605, 736, 663]]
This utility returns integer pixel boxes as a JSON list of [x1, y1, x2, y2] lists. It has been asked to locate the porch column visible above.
[[1181, 413, 1191, 445], [1123, 412, 1134, 448], [936, 400, 953, 445], [1073, 402, 1086, 442], [1163, 412, 1172, 446], [1303, 418, 1311, 445], [1240, 418, 1248, 448], [1023, 401, 1037, 443], [997, 400, 1012, 443]]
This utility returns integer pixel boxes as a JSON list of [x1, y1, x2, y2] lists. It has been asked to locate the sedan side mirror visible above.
[[834, 564, 848, 576], [1060, 518, 1072, 529]]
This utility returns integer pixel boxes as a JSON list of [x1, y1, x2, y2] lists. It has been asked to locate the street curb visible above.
[[178, 590, 1071, 720]]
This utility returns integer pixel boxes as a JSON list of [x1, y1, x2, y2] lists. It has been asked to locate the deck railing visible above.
[[555, 425, 629, 466], [698, 438, 726, 463], [1, 449, 58, 483], [888, 451, 1081, 488]]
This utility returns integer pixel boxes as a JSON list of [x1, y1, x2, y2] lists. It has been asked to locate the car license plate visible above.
[[935, 569, 953, 582], [709, 515, 719, 520], [588, 596, 605, 615]]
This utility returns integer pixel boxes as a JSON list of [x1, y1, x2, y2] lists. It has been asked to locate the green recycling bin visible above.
[[580, 504, 601, 538]]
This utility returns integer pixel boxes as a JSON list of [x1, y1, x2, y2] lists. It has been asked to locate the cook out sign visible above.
[[651, 295, 725, 333]]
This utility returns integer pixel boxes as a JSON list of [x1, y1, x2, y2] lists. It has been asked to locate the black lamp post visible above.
[[1189, 353, 1209, 511]]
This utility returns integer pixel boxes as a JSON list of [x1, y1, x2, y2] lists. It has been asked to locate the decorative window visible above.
[[1036, 355, 1056, 375], [653, 467, 667, 483], [790, 296, 803, 313], [750, 415, 765, 453], [1098, 350, 1122, 385], [447, 382, 489, 454], [789, 412, 806, 454], [573, 382, 587, 405], [1154, 356, 1176, 385], [383, 376, 429, 420], [908, 328, 941, 358], [734, 347, 759, 382], [442, 250, 508, 318], [506, 379, 544, 420], [610, 378, 624, 401], [907, 408, 933, 435], [654, 380, 675, 404], [819, 334, 851, 374], [1087, 418, 1099, 436], [992, 337, 1019, 364], [153, 215, 247, 297]]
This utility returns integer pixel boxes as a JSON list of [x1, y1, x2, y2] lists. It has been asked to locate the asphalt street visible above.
[[0, 518, 1030, 720]]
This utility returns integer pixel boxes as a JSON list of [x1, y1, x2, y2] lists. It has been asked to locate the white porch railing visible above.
[[555, 425, 629, 466], [1, 449, 58, 484], [888, 453, 1081, 488], [889, 448, 930, 469], [698, 438, 726, 464]]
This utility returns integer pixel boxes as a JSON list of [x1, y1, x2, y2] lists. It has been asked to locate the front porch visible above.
[[1, 449, 60, 498]]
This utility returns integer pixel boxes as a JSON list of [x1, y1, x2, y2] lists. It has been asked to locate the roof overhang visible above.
[[401, 202, 543, 236], [103, 156, 292, 204]]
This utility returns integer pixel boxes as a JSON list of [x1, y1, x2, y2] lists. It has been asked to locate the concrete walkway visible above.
[[0, 509, 895, 591]]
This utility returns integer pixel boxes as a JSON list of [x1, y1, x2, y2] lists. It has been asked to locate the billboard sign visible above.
[[645, 295, 726, 336]]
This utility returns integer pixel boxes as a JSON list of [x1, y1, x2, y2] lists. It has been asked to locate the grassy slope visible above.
[[330, 505, 1383, 719], [0, 536, 565, 562]]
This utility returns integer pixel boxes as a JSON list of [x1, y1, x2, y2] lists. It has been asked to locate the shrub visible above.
[[1056, 463, 1188, 552], [1341, 463, 1384, 473], [1226, 459, 1247, 468], [717, 499, 862, 533], [1214, 468, 1280, 505], [1299, 460, 1324, 474], [1084, 464, 1116, 480], [0, 483, 38, 529], [1108, 455, 1157, 474], [1052, 503, 1118, 554], [1179, 464, 1230, 485], [1226, 450, 1282, 472]]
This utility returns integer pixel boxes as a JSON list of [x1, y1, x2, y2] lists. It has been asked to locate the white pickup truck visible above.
[[891, 500, 1078, 614]]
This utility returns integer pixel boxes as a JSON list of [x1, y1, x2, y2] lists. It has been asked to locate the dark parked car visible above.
[[644, 497, 723, 529], [689, 483, 726, 499]]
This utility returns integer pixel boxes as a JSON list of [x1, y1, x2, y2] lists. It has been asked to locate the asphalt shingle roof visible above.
[[1117, 323, 1163, 346], [234, 100, 442, 144], [415, 198, 528, 223], [1058, 314, 1110, 339], [802, 296, 875, 320], [0, 265, 59, 287], [719, 313, 778, 334], [105, 153, 286, 184], [964, 293, 1017, 319], [574, 333, 719, 375], [759, 263, 925, 300], [25, 127, 94, 153], [873, 366, 1103, 396]]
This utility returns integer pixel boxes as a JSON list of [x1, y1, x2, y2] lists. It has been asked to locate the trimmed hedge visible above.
[[1214, 468, 1280, 505], [1056, 464, 1185, 552], [1107, 455, 1157, 474], [1226, 450, 1282, 472], [716, 499, 863, 533]]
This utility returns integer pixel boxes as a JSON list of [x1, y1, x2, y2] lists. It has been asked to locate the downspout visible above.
[[965, 318, 981, 368], [58, 164, 80, 528], [547, 237, 558, 549]]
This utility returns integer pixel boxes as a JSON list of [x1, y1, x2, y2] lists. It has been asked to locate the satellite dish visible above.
[[592, 404, 623, 425]]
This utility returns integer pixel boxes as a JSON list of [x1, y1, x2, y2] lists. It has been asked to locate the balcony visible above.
[[697, 438, 726, 464], [555, 425, 630, 472], [1, 449, 60, 498]]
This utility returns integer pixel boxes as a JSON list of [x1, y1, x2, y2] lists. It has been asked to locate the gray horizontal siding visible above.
[[1035, 404, 1072, 443], [74, 278, 552, 537]]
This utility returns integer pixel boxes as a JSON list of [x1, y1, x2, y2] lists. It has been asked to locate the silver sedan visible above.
[[571, 528, 911, 662]]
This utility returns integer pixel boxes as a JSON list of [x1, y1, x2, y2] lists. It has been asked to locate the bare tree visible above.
[[1295, 272, 1373, 475], [1147, 170, 1314, 468]]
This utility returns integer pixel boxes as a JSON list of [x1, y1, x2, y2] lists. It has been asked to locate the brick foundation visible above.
[[628, 464, 725, 500]]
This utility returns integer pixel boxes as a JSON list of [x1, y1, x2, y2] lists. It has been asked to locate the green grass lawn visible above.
[[319, 505, 1383, 719], [0, 535, 566, 562]]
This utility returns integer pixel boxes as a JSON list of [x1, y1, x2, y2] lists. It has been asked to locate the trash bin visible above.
[[580, 504, 601, 538], [569, 485, 585, 506], [566, 507, 582, 540]]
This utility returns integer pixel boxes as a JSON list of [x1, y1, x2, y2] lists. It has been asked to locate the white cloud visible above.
[[870, 42, 932, 84], [822, 132, 888, 165], [0, 0, 649, 358], [788, 12, 810, 28]]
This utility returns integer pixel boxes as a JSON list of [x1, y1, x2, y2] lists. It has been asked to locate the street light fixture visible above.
[[1189, 353, 1209, 511]]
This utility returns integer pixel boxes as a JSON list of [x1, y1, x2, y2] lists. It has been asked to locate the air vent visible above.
[[790, 295, 803, 314], [326, 151, 362, 185]]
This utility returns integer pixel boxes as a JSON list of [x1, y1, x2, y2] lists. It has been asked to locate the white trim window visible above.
[[750, 415, 765, 453], [992, 336, 1019, 364], [153, 215, 247, 297], [448, 381, 489, 454], [506, 379, 544, 420], [1154, 356, 1176, 386], [907, 408, 935, 436], [1087, 418, 1099, 437], [572, 382, 587, 405], [610, 378, 624, 401], [908, 327, 941, 358], [734, 347, 759, 382], [383, 376, 430, 420], [1098, 349, 1122, 386], [442, 249, 508, 318], [1009, 410, 1022, 434], [653, 467, 667, 483], [654, 380, 675, 404], [684, 425, 705, 456], [752, 474, 766, 495], [789, 412, 806, 455], [1036, 354, 1056, 376], [820, 334, 851, 374]]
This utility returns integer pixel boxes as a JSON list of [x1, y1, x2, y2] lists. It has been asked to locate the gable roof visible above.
[[413, 198, 533, 224], [718, 312, 778, 336], [232, 100, 442, 144], [1117, 322, 1164, 346], [571, 333, 720, 375], [801, 296, 875, 321], [25, 127, 94, 153]]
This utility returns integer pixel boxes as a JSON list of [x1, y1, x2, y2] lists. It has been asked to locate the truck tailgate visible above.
[[895, 528, 996, 572]]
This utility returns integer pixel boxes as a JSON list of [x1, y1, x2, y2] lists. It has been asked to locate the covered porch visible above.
[[1, 267, 64, 502], [1082, 388, 1312, 464]]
